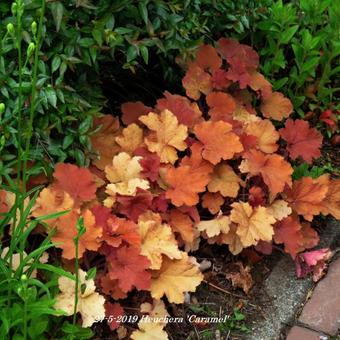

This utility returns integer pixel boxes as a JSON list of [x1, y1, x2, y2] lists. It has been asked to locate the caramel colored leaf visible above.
[[182, 65, 212, 100], [105, 152, 149, 200], [197, 214, 230, 238], [230, 202, 276, 247], [139, 110, 188, 164], [115, 123, 144, 153], [207, 163, 242, 197], [54, 269, 105, 327], [245, 119, 279, 153], [121, 101, 152, 125], [138, 213, 182, 270], [150, 253, 203, 303]]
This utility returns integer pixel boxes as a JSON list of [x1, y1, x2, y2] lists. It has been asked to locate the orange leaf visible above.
[[32, 188, 74, 228], [54, 163, 97, 202], [320, 179, 340, 219], [194, 121, 243, 164], [279, 119, 323, 163], [52, 209, 102, 259], [201, 192, 224, 214], [285, 175, 329, 221], [206, 92, 236, 121], [169, 209, 195, 243], [182, 65, 212, 100], [260, 92, 293, 121], [240, 150, 293, 196], [165, 165, 210, 207], [194, 44, 222, 72]]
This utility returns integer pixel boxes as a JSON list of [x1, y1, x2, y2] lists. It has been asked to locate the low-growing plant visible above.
[[1, 38, 337, 339]]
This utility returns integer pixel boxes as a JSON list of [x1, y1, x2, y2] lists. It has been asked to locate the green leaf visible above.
[[301, 57, 320, 73], [140, 45, 149, 64], [50, 2, 64, 32], [52, 55, 61, 73], [28, 319, 48, 338], [45, 87, 57, 108], [85, 267, 97, 280], [139, 1, 149, 24], [127, 45, 138, 62], [78, 116, 92, 134], [62, 135, 74, 149], [280, 25, 299, 44]]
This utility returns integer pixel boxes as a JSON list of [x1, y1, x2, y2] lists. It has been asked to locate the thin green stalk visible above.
[[22, 275, 28, 340], [73, 238, 79, 326], [22, 0, 46, 194]]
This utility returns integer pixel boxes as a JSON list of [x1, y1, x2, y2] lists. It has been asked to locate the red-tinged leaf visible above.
[[248, 186, 266, 207], [151, 192, 168, 213], [194, 44, 222, 72], [218, 38, 259, 88], [182, 65, 212, 100], [107, 245, 151, 292], [156, 91, 202, 127], [105, 303, 124, 330], [91, 205, 111, 228], [102, 216, 141, 248], [255, 241, 273, 255], [98, 275, 127, 299], [211, 69, 231, 89], [0, 190, 9, 214], [299, 222, 319, 251], [295, 248, 332, 282], [279, 119, 323, 163], [134, 147, 160, 182], [274, 216, 304, 258], [53, 163, 97, 202], [206, 92, 236, 121], [116, 189, 153, 222], [239, 133, 258, 152], [260, 92, 293, 121], [121, 101, 152, 125], [218, 38, 259, 71]]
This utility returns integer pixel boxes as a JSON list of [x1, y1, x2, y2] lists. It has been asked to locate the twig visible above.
[[203, 280, 247, 300]]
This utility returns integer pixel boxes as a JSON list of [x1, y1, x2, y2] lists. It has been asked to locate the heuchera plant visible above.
[[1, 39, 339, 338]]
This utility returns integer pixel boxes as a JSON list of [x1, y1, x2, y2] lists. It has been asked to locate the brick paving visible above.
[[286, 256, 340, 339]]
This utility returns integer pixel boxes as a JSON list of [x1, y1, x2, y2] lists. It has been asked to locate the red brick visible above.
[[299, 257, 340, 335], [286, 326, 323, 340]]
